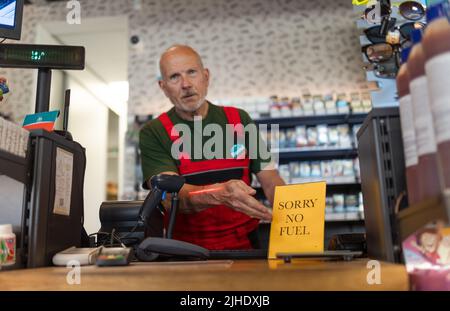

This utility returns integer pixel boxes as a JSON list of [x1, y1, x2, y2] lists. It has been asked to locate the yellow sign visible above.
[[268, 181, 326, 259]]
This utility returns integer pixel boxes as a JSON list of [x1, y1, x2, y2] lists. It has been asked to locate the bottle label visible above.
[[0, 236, 16, 265], [410, 76, 437, 156], [425, 52, 450, 144], [399, 95, 418, 167]]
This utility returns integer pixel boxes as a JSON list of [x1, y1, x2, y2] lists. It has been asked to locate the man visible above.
[[139, 45, 285, 250]]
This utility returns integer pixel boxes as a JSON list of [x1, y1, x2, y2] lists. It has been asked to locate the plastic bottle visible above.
[[423, 2, 450, 189], [408, 29, 441, 200], [397, 47, 420, 205], [0, 224, 16, 266]]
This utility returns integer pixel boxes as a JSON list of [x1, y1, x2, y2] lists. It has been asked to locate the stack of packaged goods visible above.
[[325, 192, 364, 221], [264, 123, 362, 151], [0, 117, 29, 158]]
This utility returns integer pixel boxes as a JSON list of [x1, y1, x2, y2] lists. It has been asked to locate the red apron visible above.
[[158, 106, 259, 250]]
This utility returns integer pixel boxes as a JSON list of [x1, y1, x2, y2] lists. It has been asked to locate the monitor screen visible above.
[[0, 0, 23, 40]]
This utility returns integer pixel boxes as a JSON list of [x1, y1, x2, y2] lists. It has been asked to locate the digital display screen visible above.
[[0, 44, 85, 70], [0, 0, 16, 28]]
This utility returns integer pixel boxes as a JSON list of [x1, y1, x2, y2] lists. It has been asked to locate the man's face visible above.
[[159, 49, 209, 113]]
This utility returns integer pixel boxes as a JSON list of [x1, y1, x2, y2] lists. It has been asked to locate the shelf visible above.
[[254, 113, 367, 128], [275, 147, 358, 162], [325, 213, 365, 223], [0, 148, 27, 184], [255, 182, 361, 194]]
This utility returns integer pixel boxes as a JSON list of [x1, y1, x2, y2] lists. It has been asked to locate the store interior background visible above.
[[1, 0, 375, 234]]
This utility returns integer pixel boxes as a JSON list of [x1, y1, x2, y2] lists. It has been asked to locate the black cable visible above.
[[0, 38, 6, 44]]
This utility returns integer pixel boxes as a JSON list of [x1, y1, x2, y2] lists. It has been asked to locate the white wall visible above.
[[66, 77, 108, 234]]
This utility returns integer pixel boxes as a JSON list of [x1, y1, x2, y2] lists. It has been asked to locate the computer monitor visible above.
[[0, 0, 23, 40]]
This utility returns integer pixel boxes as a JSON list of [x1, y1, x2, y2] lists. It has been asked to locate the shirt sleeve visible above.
[[238, 109, 273, 175], [139, 123, 178, 187]]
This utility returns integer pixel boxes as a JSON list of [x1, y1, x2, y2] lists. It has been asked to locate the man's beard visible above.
[[178, 95, 205, 113]]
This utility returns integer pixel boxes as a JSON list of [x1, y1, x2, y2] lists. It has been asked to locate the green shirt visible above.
[[139, 102, 271, 184]]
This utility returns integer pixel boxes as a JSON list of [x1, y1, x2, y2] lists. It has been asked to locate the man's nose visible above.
[[180, 75, 193, 88]]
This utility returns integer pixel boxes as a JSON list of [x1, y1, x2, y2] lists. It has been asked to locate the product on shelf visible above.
[[291, 97, 303, 117], [342, 160, 356, 178], [345, 194, 359, 212], [321, 161, 333, 181], [333, 194, 345, 213], [328, 126, 339, 146], [332, 160, 345, 179], [350, 92, 363, 113], [289, 162, 300, 183], [302, 93, 314, 116], [313, 95, 326, 115], [278, 164, 290, 184], [397, 47, 420, 205], [285, 128, 297, 148], [317, 124, 329, 146], [325, 196, 334, 214], [279, 129, 287, 149], [423, 3, 450, 190], [295, 126, 308, 147], [408, 29, 441, 200], [299, 162, 311, 179], [324, 94, 338, 114], [269, 95, 281, 118], [337, 124, 352, 148], [310, 161, 322, 178], [361, 92, 372, 112], [306, 126, 318, 146], [336, 94, 350, 114], [280, 96, 292, 118]]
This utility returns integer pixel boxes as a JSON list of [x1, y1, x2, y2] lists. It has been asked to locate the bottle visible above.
[[0, 224, 16, 266], [408, 29, 441, 200], [397, 47, 420, 205], [423, 2, 450, 189]]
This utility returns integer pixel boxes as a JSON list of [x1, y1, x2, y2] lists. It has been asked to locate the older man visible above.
[[139, 45, 284, 250]]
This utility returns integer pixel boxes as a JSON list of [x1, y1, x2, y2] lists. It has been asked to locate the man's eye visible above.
[[169, 74, 180, 82], [187, 69, 197, 76]]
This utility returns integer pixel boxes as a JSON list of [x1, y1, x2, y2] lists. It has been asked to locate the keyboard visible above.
[[209, 248, 267, 260]]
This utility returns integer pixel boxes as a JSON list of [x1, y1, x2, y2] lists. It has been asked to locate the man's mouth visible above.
[[182, 93, 197, 99]]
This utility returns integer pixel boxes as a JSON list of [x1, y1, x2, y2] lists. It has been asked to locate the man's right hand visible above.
[[194, 179, 272, 221]]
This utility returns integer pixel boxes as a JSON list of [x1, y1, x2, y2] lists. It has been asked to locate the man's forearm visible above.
[[257, 170, 286, 206], [177, 183, 223, 213]]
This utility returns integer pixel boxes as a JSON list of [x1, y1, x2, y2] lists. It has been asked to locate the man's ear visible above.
[[158, 79, 168, 97], [204, 68, 210, 86]]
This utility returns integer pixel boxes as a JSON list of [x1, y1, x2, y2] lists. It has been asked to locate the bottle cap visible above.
[[426, 3, 445, 23], [411, 28, 423, 44], [401, 46, 412, 64], [0, 224, 13, 235]]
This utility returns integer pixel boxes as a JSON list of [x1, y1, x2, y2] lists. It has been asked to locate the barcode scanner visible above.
[[136, 174, 209, 261]]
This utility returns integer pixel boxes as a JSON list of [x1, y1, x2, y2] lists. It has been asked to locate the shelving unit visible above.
[[254, 111, 367, 246], [276, 147, 358, 163], [0, 148, 28, 184], [254, 113, 368, 128]]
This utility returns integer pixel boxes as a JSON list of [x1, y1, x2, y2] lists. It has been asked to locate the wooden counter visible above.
[[0, 259, 409, 291]]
